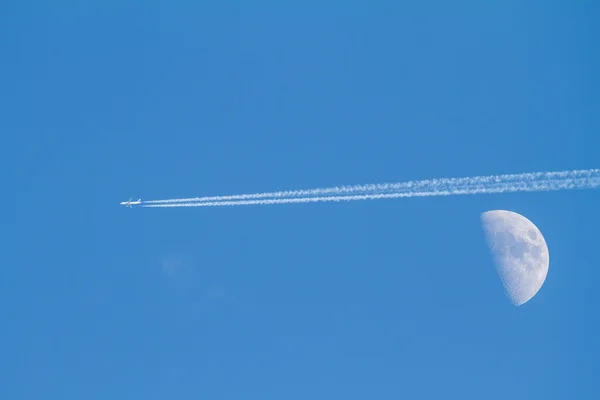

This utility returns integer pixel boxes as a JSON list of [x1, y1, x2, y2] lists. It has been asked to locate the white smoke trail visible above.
[[140, 173, 600, 208], [142, 168, 600, 205]]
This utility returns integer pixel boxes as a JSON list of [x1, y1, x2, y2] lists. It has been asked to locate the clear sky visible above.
[[2, 1, 598, 399]]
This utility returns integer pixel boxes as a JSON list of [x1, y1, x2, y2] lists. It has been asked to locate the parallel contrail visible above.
[[140, 168, 600, 208], [142, 169, 599, 204]]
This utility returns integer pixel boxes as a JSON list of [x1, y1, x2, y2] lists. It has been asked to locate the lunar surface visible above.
[[481, 210, 549, 306]]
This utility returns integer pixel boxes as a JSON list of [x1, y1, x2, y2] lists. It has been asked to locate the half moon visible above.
[[480, 210, 549, 306]]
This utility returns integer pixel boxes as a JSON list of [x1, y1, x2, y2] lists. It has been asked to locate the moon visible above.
[[480, 210, 549, 306]]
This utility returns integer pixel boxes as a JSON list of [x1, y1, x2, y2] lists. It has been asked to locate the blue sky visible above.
[[2, 1, 598, 398]]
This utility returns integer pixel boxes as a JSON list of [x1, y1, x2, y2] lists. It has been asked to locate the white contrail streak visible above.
[[140, 169, 600, 209], [142, 169, 600, 204], [142, 169, 600, 205]]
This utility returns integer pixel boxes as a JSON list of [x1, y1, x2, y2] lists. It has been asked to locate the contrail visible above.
[[140, 168, 600, 208], [142, 169, 600, 204]]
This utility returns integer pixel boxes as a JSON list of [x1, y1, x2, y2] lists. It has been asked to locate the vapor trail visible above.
[[140, 170, 600, 209], [142, 168, 600, 205]]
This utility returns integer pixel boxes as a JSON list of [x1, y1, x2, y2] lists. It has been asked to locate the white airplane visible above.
[[120, 198, 141, 208]]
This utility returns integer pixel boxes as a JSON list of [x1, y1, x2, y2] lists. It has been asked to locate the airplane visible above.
[[120, 198, 141, 208]]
